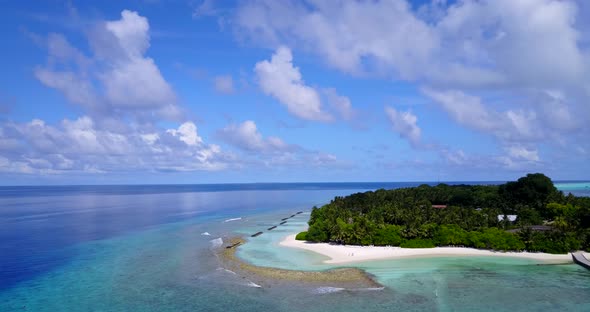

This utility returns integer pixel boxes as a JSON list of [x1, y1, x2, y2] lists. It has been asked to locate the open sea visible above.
[[1, 182, 589, 312]]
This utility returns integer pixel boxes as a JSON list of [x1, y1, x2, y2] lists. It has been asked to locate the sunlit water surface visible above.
[[1, 182, 589, 311]]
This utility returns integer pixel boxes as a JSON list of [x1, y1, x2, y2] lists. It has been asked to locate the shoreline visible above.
[[217, 237, 381, 288], [280, 234, 574, 265]]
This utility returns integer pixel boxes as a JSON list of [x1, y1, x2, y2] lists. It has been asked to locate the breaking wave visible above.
[[352, 287, 385, 292], [224, 217, 242, 223], [245, 281, 262, 288], [209, 237, 223, 248], [312, 286, 384, 294], [313, 287, 345, 294], [216, 267, 237, 275]]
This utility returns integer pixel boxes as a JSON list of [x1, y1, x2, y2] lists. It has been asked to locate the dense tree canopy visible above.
[[298, 173, 590, 253]]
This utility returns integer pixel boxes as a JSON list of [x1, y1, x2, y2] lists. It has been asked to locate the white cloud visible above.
[[235, 0, 590, 160], [506, 145, 540, 162], [166, 122, 203, 146], [45, 33, 90, 66], [442, 149, 467, 165], [0, 117, 228, 174], [35, 69, 99, 110], [384, 106, 421, 147], [438, 147, 541, 174], [323, 88, 355, 120], [537, 90, 578, 132], [105, 10, 150, 58], [237, 0, 437, 78], [435, 0, 584, 88], [216, 120, 348, 169], [5, 9, 355, 178], [214, 75, 235, 94], [217, 120, 294, 153], [35, 10, 180, 120], [236, 0, 587, 88], [102, 58, 176, 110], [422, 88, 550, 143], [254, 46, 332, 122], [421, 88, 496, 132]]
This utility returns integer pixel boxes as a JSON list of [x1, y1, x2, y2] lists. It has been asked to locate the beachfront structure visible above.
[[432, 205, 447, 209], [498, 214, 517, 222]]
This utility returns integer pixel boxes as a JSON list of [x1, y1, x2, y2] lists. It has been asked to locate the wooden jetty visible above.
[[290, 214, 296, 218], [281, 217, 289, 221], [251, 231, 263, 237], [572, 252, 590, 270], [279, 221, 287, 225], [226, 242, 241, 249], [296, 211, 303, 214], [267, 226, 277, 231]]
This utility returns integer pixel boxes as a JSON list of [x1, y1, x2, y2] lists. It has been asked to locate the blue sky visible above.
[[0, 0, 589, 185]]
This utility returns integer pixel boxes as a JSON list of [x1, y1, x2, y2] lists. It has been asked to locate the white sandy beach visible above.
[[280, 234, 573, 264]]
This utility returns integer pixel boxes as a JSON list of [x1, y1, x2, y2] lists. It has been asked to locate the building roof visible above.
[[498, 214, 517, 222]]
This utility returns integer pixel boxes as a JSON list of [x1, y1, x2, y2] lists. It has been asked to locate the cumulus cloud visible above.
[[254, 46, 332, 122], [422, 88, 561, 144], [235, 0, 590, 164], [237, 0, 437, 78], [441, 149, 467, 166], [0, 117, 228, 174], [104, 10, 150, 58], [236, 0, 587, 88], [384, 106, 421, 147], [35, 10, 180, 120], [217, 120, 347, 169], [421, 88, 495, 132], [436, 147, 543, 176], [2, 9, 354, 178], [166, 122, 203, 146], [2, 10, 238, 175], [217, 120, 294, 153], [435, 0, 584, 88], [323, 88, 356, 121], [35, 69, 100, 110], [506, 145, 540, 162], [214, 75, 235, 94]]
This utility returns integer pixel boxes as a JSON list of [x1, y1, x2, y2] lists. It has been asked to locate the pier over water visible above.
[[572, 252, 590, 270]]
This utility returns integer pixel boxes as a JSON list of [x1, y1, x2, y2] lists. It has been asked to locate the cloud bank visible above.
[[236, 0, 590, 167], [1, 10, 228, 174]]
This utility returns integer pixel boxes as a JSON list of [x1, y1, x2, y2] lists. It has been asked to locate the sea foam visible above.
[[209, 238, 223, 248], [352, 287, 385, 292], [223, 217, 242, 223], [313, 287, 345, 294], [216, 267, 237, 275], [245, 281, 262, 288]]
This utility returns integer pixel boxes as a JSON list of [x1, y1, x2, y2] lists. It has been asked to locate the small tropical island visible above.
[[295, 174, 590, 255]]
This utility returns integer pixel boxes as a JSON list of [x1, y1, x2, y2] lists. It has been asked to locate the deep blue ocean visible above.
[[1, 182, 589, 311]]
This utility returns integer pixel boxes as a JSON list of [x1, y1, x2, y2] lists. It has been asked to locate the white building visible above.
[[497, 214, 517, 222]]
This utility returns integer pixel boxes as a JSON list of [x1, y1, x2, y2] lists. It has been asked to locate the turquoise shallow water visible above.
[[4, 208, 589, 312], [1, 183, 589, 311], [555, 181, 590, 197], [237, 212, 590, 311]]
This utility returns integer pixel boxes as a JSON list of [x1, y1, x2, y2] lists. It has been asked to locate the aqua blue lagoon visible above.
[[1, 182, 589, 311]]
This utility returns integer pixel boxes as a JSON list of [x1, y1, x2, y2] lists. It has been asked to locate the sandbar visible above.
[[218, 237, 381, 288]]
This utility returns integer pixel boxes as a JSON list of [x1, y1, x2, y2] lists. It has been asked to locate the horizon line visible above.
[[0, 179, 588, 188]]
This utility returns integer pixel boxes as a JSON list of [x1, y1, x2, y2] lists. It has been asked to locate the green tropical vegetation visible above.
[[296, 173, 590, 253]]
